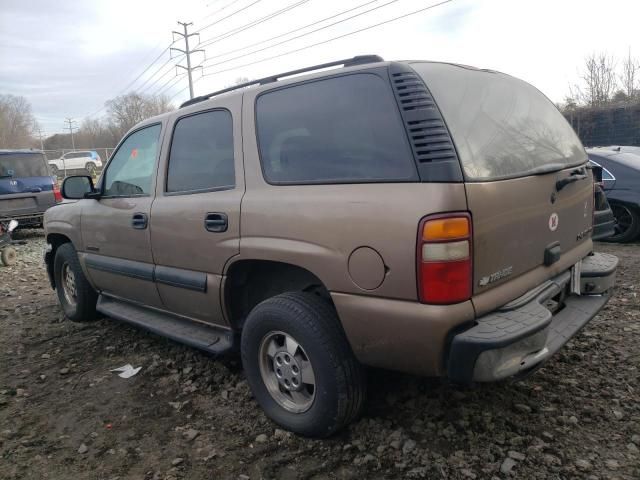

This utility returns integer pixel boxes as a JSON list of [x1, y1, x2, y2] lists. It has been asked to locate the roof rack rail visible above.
[[180, 55, 384, 108]]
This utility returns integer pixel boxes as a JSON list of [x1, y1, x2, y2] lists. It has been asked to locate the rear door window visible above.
[[411, 62, 587, 181], [167, 110, 235, 193], [0, 153, 49, 178], [255, 73, 418, 184]]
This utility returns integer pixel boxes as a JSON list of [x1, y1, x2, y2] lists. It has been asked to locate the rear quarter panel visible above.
[[239, 86, 468, 300]]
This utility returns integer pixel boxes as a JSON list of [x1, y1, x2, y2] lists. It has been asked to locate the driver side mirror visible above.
[[61, 175, 99, 200]]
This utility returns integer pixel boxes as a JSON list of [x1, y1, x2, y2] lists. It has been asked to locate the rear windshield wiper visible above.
[[526, 163, 574, 176], [556, 167, 588, 191]]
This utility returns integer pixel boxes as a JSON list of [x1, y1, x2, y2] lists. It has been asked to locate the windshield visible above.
[[0, 152, 49, 178], [411, 62, 586, 181]]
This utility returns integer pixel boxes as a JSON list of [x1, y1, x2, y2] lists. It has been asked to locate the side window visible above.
[[167, 110, 235, 193], [103, 124, 161, 197], [255, 73, 417, 184]]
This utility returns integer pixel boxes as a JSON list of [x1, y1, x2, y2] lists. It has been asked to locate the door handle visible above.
[[131, 212, 148, 230], [204, 212, 228, 232]]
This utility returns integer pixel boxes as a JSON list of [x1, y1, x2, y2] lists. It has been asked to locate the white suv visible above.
[[49, 151, 102, 176]]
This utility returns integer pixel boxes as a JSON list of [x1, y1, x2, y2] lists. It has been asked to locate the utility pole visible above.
[[64, 117, 78, 151], [171, 22, 204, 99], [36, 126, 45, 151]]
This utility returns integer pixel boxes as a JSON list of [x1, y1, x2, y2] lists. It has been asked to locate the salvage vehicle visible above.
[[0, 149, 61, 228], [0, 219, 18, 266], [44, 56, 618, 437], [587, 148, 640, 242], [49, 150, 103, 177]]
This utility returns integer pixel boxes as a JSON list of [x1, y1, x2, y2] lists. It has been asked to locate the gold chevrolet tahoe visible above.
[[44, 56, 618, 437]]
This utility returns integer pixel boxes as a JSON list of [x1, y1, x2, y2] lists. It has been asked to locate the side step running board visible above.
[[97, 295, 234, 355]]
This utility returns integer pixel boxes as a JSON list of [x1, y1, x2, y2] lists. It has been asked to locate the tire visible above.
[[85, 162, 96, 176], [241, 292, 366, 437], [53, 243, 98, 321], [1, 247, 17, 266], [606, 203, 640, 243]]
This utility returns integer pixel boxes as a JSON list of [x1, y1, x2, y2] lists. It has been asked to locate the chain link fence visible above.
[[42, 148, 114, 182]]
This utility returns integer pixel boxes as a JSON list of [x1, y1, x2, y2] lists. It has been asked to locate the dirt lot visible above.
[[0, 231, 638, 480]]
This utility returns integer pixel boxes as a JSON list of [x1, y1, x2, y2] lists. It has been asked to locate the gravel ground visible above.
[[0, 230, 638, 480]]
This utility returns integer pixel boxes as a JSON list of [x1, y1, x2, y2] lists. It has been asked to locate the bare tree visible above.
[[104, 92, 175, 139], [577, 53, 618, 107], [0, 94, 37, 148], [619, 48, 639, 101]]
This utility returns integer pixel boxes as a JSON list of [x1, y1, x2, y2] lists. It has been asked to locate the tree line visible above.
[[562, 50, 640, 147], [0, 92, 175, 151], [564, 49, 639, 110]]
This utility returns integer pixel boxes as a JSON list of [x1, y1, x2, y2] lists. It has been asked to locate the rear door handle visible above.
[[131, 212, 148, 230], [204, 212, 228, 232]]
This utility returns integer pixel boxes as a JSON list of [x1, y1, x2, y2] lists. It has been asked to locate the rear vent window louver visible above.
[[389, 63, 463, 182]]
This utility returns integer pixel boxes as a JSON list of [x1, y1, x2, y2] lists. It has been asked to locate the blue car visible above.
[[587, 147, 640, 242], [0, 149, 61, 227]]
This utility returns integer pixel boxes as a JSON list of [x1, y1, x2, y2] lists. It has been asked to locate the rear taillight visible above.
[[417, 213, 472, 304], [53, 181, 62, 202]]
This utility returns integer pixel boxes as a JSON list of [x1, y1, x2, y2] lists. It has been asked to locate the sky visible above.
[[1, 0, 639, 138]]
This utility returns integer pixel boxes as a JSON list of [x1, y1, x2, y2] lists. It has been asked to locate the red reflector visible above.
[[419, 259, 472, 304], [53, 182, 62, 202]]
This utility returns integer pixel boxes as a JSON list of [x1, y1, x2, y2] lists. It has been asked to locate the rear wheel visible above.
[[607, 203, 640, 243], [53, 243, 98, 321], [241, 292, 366, 437], [0, 247, 17, 266]]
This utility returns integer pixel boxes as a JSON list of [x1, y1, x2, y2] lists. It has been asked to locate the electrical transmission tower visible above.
[[171, 22, 204, 99], [64, 118, 78, 151]]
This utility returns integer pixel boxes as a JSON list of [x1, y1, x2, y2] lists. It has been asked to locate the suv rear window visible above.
[[255, 73, 418, 184], [0, 152, 49, 178], [411, 62, 586, 181]]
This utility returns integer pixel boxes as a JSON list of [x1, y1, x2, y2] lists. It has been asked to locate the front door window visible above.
[[103, 124, 161, 196]]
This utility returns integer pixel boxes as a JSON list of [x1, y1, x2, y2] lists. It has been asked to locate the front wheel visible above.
[[241, 292, 366, 437], [53, 243, 98, 321]]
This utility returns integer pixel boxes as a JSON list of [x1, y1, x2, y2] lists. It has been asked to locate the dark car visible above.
[[0, 150, 61, 227], [587, 147, 640, 242]]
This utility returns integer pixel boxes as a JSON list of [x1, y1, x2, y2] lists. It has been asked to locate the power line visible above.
[[140, 57, 186, 96], [82, 42, 176, 119], [201, 0, 244, 21], [201, 0, 404, 70], [202, 0, 452, 78], [193, 0, 263, 34], [195, 0, 311, 50], [135, 54, 183, 94], [157, 73, 189, 97], [152, 72, 185, 97], [198, 0, 379, 64]]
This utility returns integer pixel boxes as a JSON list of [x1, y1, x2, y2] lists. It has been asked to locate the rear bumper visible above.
[[447, 252, 618, 384], [0, 212, 45, 225]]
